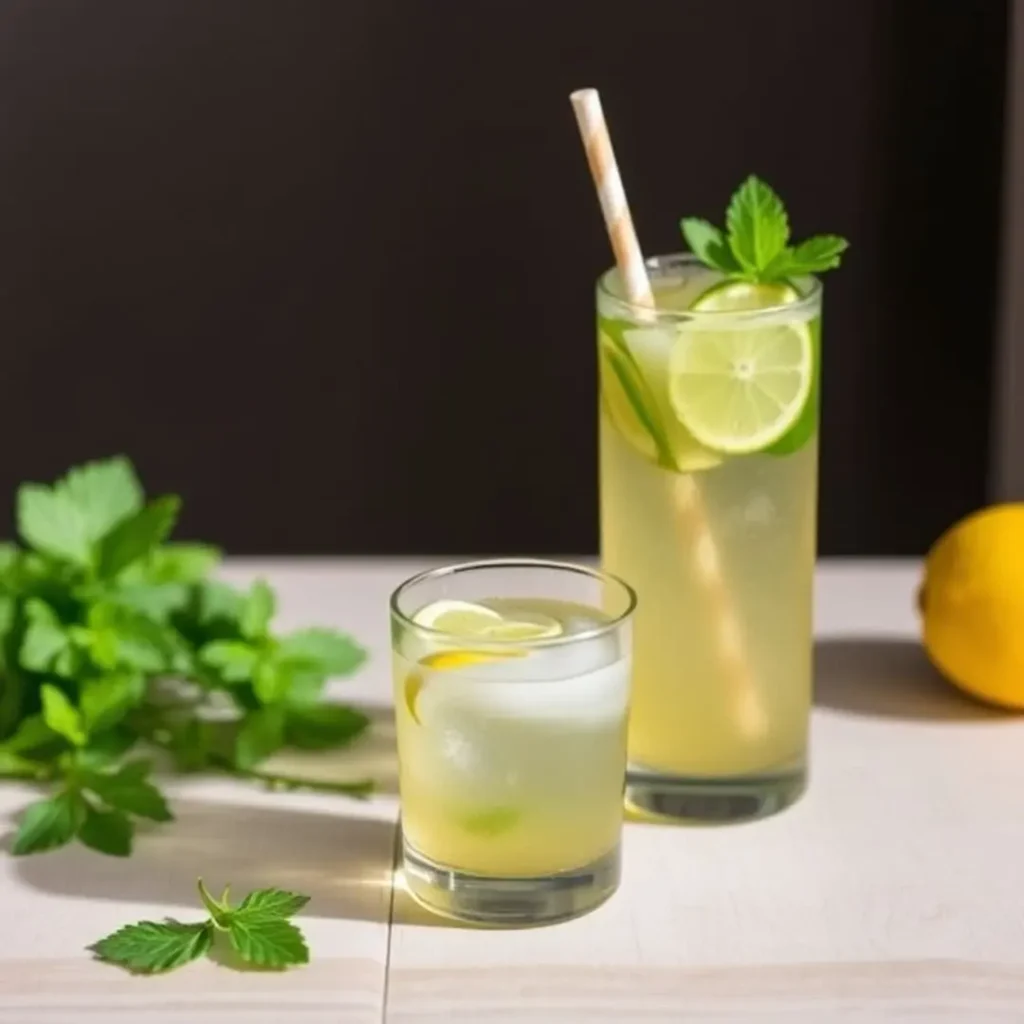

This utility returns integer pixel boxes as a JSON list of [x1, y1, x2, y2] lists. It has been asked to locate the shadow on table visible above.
[[814, 637, 1005, 722], [10, 798, 397, 922]]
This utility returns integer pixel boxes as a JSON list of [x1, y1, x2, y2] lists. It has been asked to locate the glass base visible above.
[[401, 836, 620, 927], [626, 762, 806, 824]]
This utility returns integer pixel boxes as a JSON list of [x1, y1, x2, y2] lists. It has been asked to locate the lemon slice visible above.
[[412, 600, 503, 635], [482, 614, 561, 641], [404, 648, 525, 724], [668, 282, 813, 454]]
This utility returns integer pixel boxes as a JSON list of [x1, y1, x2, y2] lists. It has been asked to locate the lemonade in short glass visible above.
[[390, 559, 635, 925], [598, 255, 821, 821]]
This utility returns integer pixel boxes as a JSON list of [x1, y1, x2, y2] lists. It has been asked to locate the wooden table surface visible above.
[[2, 558, 1021, 1024]]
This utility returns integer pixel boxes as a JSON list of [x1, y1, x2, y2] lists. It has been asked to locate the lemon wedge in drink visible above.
[[405, 600, 562, 723], [667, 281, 813, 454]]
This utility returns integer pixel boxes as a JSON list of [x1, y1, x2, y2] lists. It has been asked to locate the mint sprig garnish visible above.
[[681, 175, 848, 283], [0, 456, 373, 858], [90, 879, 311, 973]]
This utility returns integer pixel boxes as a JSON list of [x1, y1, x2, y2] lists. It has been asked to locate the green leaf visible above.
[[236, 888, 310, 918], [76, 728, 137, 768], [0, 749, 45, 779], [680, 218, 740, 273], [725, 175, 789, 276], [81, 674, 145, 733], [276, 629, 366, 677], [78, 802, 133, 857], [59, 457, 143, 543], [85, 602, 178, 673], [201, 640, 259, 683], [21, 599, 70, 672], [286, 704, 369, 750], [253, 659, 289, 704], [12, 790, 84, 855], [148, 544, 221, 583], [240, 581, 275, 640], [197, 877, 232, 926], [107, 582, 190, 621], [98, 496, 181, 579], [228, 914, 308, 968], [0, 543, 20, 579], [235, 707, 286, 769], [91, 919, 211, 974], [783, 234, 849, 274], [16, 484, 91, 566], [1, 714, 57, 755], [83, 764, 173, 822], [41, 683, 86, 746]]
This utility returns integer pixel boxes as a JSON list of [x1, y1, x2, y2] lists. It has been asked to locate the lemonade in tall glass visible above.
[[597, 182, 842, 822]]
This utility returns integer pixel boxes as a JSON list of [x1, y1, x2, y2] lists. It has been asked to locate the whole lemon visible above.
[[920, 504, 1024, 709]]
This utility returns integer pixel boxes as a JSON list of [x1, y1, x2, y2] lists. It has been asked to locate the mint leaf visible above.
[[148, 544, 221, 583], [680, 218, 740, 274], [41, 683, 85, 746], [21, 599, 70, 672], [12, 790, 84, 855], [98, 496, 181, 579], [725, 175, 789, 276], [781, 234, 848, 274], [201, 640, 258, 683], [286, 704, 369, 750], [253, 659, 289, 704], [84, 602, 178, 673], [240, 581, 275, 640], [276, 629, 366, 677], [91, 919, 211, 974], [0, 749, 44, 779], [83, 763, 173, 822], [235, 707, 286, 769], [78, 802, 133, 857], [76, 728, 137, 768], [60, 457, 144, 543], [1, 714, 57, 755], [81, 674, 145, 733], [121, 544, 220, 585], [105, 582, 190, 621], [228, 914, 308, 968], [236, 888, 310, 918], [16, 484, 91, 566]]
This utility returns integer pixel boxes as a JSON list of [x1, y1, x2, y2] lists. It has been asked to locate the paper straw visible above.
[[570, 88, 766, 738]]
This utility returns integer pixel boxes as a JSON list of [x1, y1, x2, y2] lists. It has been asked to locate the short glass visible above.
[[598, 254, 821, 822], [390, 559, 635, 926]]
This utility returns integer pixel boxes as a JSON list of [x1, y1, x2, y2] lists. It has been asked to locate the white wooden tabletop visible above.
[[2, 558, 1021, 1024]]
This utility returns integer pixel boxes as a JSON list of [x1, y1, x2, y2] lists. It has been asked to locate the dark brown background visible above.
[[0, 0, 1007, 556]]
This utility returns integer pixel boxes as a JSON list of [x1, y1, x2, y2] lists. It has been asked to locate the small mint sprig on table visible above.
[[681, 175, 849, 284], [90, 879, 311, 973]]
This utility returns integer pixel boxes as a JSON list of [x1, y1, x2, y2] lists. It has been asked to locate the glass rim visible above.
[[389, 557, 637, 649], [596, 251, 823, 322]]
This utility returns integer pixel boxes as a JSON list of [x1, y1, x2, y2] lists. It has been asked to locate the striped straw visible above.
[[569, 87, 766, 738]]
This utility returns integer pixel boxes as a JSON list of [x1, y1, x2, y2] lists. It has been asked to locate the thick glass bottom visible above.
[[401, 835, 620, 927], [626, 760, 806, 824]]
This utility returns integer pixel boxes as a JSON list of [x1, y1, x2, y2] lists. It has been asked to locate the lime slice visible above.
[[667, 283, 813, 454], [412, 600, 502, 634], [599, 322, 721, 472]]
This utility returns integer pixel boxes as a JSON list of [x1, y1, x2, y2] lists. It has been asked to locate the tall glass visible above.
[[598, 254, 821, 821], [390, 559, 635, 925]]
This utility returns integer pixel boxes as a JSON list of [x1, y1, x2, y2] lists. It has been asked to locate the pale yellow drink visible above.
[[598, 255, 821, 818], [390, 561, 634, 924]]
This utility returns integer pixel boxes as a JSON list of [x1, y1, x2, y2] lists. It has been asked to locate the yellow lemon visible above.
[[404, 649, 525, 724], [920, 504, 1024, 709]]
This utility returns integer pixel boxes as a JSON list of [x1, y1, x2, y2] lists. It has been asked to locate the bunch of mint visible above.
[[0, 457, 371, 858]]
